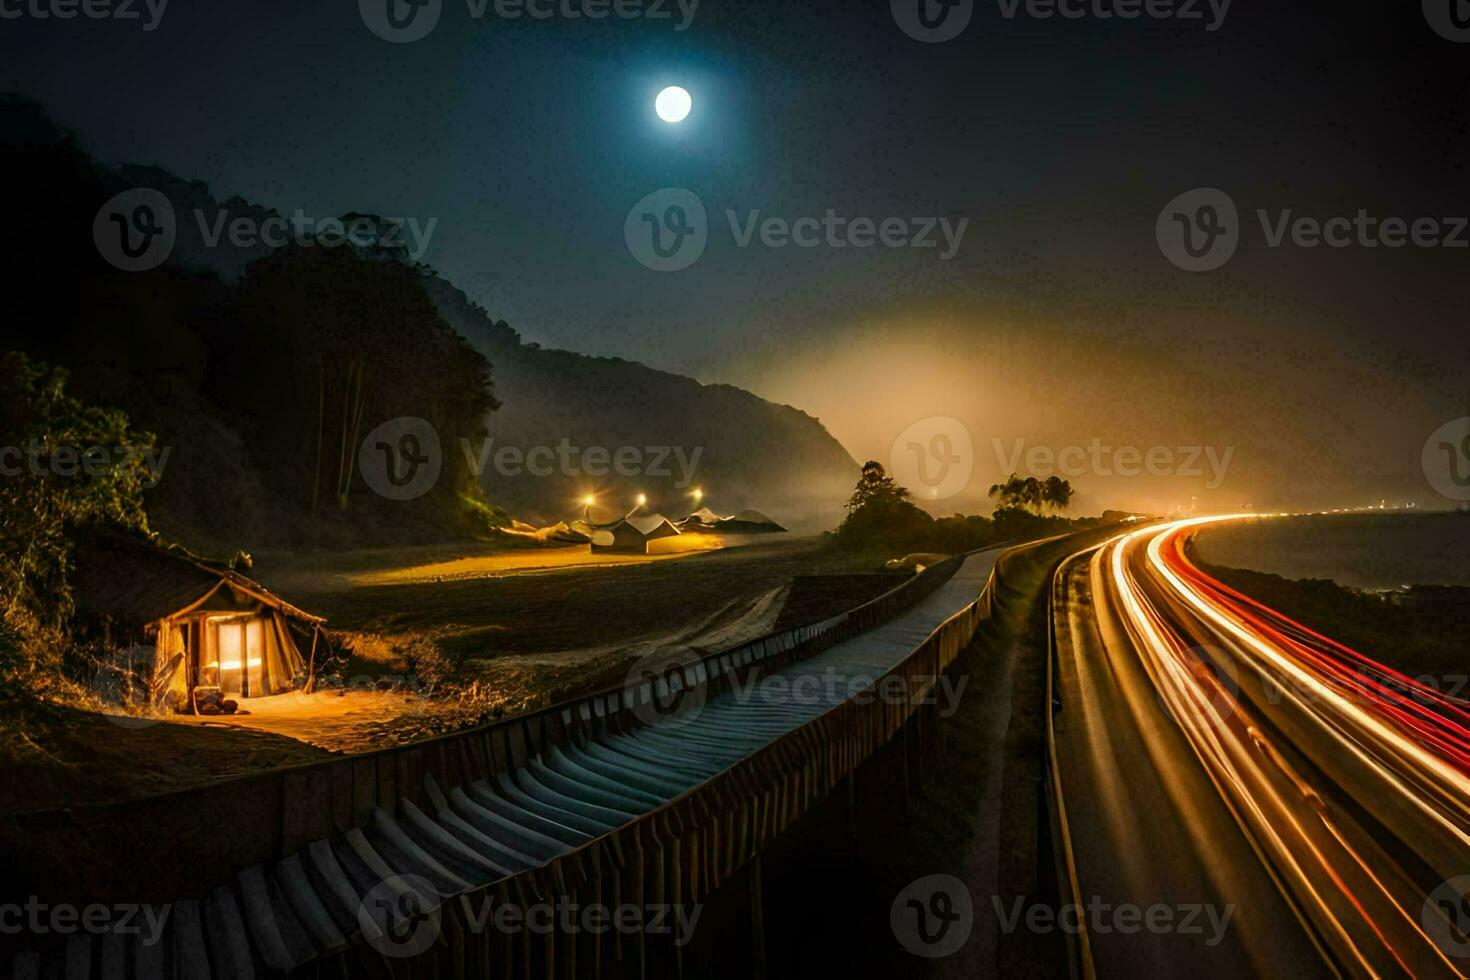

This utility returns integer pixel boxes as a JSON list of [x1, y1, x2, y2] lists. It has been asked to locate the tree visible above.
[[837, 461, 934, 548], [210, 244, 499, 537], [1042, 475, 1074, 512], [846, 460, 910, 512], [0, 352, 156, 688], [989, 473, 1074, 515]]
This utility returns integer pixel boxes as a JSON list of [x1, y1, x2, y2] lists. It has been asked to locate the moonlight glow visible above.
[[655, 86, 691, 123]]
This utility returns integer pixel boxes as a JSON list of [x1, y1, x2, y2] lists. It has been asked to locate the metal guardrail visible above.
[[1045, 550, 1097, 980], [6, 549, 1000, 977]]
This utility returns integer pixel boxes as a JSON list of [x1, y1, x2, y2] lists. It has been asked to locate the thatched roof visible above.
[[69, 529, 324, 628]]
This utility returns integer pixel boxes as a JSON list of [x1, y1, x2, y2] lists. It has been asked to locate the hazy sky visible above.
[[3, 0, 1466, 515]]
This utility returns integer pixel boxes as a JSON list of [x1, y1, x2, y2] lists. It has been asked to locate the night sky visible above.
[[3, 0, 1466, 514]]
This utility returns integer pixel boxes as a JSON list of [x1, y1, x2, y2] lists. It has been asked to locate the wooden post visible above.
[[304, 626, 321, 694]]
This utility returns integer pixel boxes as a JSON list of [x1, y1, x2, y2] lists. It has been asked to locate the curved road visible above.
[[1051, 516, 1470, 978]]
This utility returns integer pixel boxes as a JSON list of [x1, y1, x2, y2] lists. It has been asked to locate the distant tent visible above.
[[70, 530, 325, 710], [730, 509, 783, 528], [708, 511, 787, 531], [543, 521, 591, 544], [589, 513, 682, 553], [682, 506, 723, 528], [677, 507, 786, 534]]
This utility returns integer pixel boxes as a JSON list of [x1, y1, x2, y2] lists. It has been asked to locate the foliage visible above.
[[208, 244, 500, 540], [833, 462, 1096, 556], [836, 461, 937, 549], [1195, 551, 1470, 685], [846, 460, 910, 512], [0, 352, 156, 693], [987, 473, 1074, 514]]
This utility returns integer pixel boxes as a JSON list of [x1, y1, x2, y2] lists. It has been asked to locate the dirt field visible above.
[[251, 535, 887, 663], [6, 536, 912, 811]]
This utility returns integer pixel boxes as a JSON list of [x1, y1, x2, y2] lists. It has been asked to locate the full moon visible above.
[[655, 86, 692, 123]]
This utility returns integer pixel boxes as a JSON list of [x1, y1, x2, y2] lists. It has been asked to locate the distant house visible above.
[[588, 513, 682, 554], [70, 530, 325, 711]]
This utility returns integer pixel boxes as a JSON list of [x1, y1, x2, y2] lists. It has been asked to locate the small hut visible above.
[[588, 513, 682, 554], [70, 530, 324, 711]]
